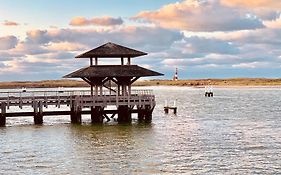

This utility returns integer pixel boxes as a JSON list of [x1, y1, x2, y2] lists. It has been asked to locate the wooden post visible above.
[[117, 105, 132, 123], [0, 102, 6, 126], [91, 85, 93, 96], [90, 57, 93, 66], [128, 57, 131, 65], [34, 101, 43, 125], [95, 57, 98, 65], [95, 85, 98, 96], [100, 86, 103, 96], [121, 57, 124, 65], [91, 106, 104, 124]]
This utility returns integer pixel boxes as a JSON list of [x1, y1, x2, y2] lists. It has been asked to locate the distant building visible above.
[[173, 68, 178, 81]]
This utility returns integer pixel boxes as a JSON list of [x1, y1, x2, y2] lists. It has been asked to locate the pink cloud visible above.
[[264, 16, 281, 29], [70, 16, 123, 26], [133, 0, 264, 32], [0, 36, 18, 50], [220, 0, 281, 9], [3, 20, 19, 26]]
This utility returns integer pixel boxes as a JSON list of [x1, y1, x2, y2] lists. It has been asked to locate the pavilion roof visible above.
[[75, 42, 147, 58], [63, 65, 163, 78]]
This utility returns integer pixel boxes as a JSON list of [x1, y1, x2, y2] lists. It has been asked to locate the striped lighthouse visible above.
[[173, 68, 178, 81]]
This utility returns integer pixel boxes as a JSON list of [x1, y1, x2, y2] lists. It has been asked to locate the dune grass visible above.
[[0, 78, 280, 89], [133, 78, 281, 87]]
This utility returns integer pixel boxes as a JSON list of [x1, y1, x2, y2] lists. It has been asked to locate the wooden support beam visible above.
[[130, 77, 140, 84], [103, 113, 110, 122], [102, 77, 110, 84], [81, 77, 92, 85], [110, 77, 118, 84], [110, 112, 117, 118], [103, 85, 116, 93]]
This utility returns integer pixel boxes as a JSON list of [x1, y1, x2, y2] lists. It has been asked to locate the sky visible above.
[[0, 0, 281, 81]]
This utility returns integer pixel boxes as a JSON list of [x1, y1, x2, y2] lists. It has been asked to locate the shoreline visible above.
[[0, 78, 280, 89]]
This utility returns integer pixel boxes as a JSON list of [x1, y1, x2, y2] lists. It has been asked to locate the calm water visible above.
[[0, 87, 281, 174]]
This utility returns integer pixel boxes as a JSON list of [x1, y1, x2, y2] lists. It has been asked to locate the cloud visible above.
[[162, 54, 242, 67], [183, 37, 239, 55], [232, 62, 275, 69], [3, 20, 19, 26], [0, 36, 18, 50], [264, 16, 281, 29], [133, 0, 264, 32], [70, 16, 123, 26], [23, 26, 183, 52], [47, 42, 87, 51], [26, 30, 51, 44], [220, 0, 281, 9]]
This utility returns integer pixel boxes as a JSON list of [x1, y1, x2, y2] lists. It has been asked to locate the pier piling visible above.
[[34, 101, 43, 125], [70, 106, 82, 124], [117, 105, 132, 123], [0, 102, 6, 126], [91, 106, 104, 124]]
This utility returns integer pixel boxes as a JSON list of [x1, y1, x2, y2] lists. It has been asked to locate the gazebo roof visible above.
[[75, 42, 147, 58], [63, 65, 163, 78]]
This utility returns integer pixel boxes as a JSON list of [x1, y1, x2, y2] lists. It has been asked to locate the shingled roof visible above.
[[75, 42, 147, 58], [63, 65, 163, 78]]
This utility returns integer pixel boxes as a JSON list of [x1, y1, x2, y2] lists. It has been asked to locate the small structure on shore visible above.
[[0, 42, 163, 126], [205, 86, 214, 97]]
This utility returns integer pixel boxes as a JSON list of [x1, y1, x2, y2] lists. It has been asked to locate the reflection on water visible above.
[[0, 87, 281, 174]]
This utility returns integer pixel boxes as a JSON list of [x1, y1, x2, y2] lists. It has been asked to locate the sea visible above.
[[0, 86, 280, 174]]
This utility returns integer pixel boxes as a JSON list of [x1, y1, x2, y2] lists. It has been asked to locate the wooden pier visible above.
[[0, 89, 156, 126], [0, 42, 163, 126]]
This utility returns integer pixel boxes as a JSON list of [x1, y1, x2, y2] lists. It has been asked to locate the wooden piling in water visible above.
[[144, 105, 153, 122], [34, 101, 43, 125], [91, 106, 104, 124], [70, 105, 82, 124], [117, 105, 132, 123], [137, 107, 145, 122], [137, 105, 153, 123], [0, 102, 6, 126]]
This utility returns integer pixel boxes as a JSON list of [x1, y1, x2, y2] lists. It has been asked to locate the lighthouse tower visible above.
[[173, 68, 178, 81]]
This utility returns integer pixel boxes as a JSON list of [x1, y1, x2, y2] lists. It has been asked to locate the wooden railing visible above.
[[0, 89, 155, 109]]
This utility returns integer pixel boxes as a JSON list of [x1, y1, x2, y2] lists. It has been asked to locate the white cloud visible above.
[[232, 62, 273, 68]]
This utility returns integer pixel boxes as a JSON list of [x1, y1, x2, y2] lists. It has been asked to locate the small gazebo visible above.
[[64, 42, 163, 123]]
